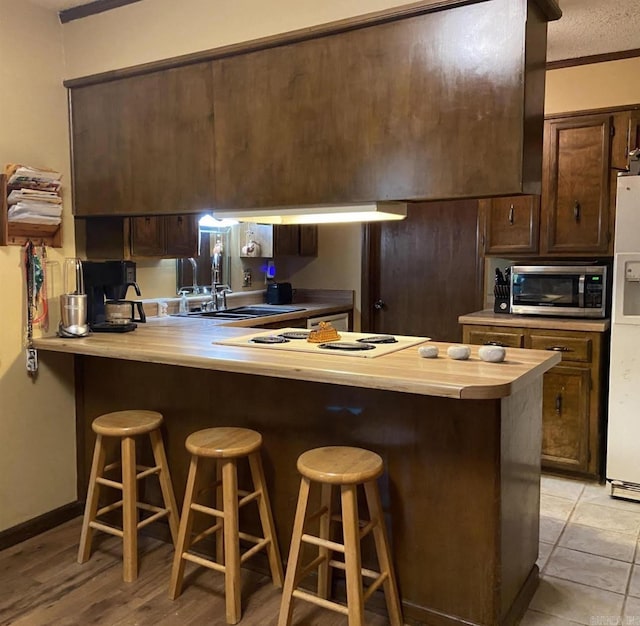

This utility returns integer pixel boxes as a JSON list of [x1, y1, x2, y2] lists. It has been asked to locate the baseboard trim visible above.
[[0, 502, 83, 551]]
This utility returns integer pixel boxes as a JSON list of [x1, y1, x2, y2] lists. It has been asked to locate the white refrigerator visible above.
[[607, 173, 640, 499]]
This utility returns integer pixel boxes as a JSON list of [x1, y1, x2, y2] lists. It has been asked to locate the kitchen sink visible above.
[[173, 305, 306, 320]]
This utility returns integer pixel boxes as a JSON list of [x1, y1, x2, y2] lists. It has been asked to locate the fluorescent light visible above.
[[198, 215, 239, 232], [212, 202, 407, 225]]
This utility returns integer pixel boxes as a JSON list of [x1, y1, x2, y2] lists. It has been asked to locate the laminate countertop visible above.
[[459, 310, 610, 332], [34, 309, 560, 400]]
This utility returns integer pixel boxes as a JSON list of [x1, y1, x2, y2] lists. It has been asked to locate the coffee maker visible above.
[[82, 260, 145, 332]]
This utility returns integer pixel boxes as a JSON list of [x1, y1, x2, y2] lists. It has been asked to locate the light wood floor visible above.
[[0, 517, 391, 625]]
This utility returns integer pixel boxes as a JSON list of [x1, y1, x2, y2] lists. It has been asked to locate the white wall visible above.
[[0, 0, 76, 531]]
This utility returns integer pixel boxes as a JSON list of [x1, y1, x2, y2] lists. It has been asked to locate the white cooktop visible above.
[[215, 328, 429, 358]]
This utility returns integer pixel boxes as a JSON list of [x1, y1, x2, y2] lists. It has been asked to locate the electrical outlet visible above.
[[26, 348, 38, 373]]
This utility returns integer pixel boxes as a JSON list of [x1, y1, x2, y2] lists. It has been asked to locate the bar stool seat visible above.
[[169, 427, 283, 625], [279, 446, 403, 626], [78, 410, 179, 583]]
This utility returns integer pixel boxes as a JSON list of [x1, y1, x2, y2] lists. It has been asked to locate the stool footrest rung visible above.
[[302, 533, 345, 553], [306, 505, 329, 524], [295, 554, 326, 586], [136, 507, 169, 530], [240, 538, 269, 564], [292, 589, 349, 616], [103, 461, 121, 473], [96, 476, 123, 490], [190, 521, 222, 546], [135, 465, 161, 481], [182, 551, 225, 573], [359, 518, 377, 540], [190, 502, 222, 518], [328, 559, 380, 580], [89, 520, 123, 537], [238, 489, 260, 508], [363, 571, 389, 602], [96, 499, 124, 516]]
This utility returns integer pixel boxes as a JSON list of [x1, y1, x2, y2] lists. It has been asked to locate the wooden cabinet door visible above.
[[481, 195, 539, 255], [541, 115, 612, 255], [213, 1, 543, 209], [165, 215, 198, 257], [71, 62, 215, 216], [463, 326, 524, 348], [541, 366, 591, 473], [273, 226, 300, 256], [130, 216, 166, 257], [299, 226, 318, 257]]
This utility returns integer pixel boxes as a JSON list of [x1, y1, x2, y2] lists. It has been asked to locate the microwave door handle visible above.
[[578, 275, 585, 308]]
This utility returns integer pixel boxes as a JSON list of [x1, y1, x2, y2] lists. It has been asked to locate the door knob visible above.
[[374, 299, 385, 310]]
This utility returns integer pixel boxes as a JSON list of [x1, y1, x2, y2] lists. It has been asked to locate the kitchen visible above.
[[2, 0, 640, 624]]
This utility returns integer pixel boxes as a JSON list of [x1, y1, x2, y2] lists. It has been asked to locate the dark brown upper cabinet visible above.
[[71, 63, 216, 217], [480, 195, 540, 256], [274, 225, 318, 257], [540, 114, 613, 256], [212, 0, 550, 210]]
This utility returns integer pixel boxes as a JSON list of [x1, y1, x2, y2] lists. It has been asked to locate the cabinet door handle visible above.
[[573, 201, 581, 223], [546, 345, 572, 352], [508, 205, 514, 225], [555, 393, 562, 415], [485, 340, 506, 347], [373, 299, 385, 311]]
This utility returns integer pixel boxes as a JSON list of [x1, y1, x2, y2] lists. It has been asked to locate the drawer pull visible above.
[[485, 341, 507, 347], [508, 205, 514, 225], [546, 345, 572, 352], [573, 201, 581, 223], [555, 393, 562, 415]]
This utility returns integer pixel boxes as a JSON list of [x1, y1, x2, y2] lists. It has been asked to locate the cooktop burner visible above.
[[215, 328, 430, 358], [278, 331, 311, 340], [356, 335, 397, 344], [250, 335, 290, 344], [318, 342, 376, 351]]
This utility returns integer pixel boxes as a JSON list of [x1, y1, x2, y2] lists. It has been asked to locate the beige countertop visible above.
[[34, 311, 560, 400], [459, 310, 610, 332]]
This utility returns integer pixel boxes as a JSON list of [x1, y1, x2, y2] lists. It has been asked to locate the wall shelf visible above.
[[1, 173, 62, 247]]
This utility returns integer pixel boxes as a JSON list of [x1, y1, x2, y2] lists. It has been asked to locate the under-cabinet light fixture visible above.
[[212, 202, 407, 225]]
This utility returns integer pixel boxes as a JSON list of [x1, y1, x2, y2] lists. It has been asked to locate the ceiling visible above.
[[27, 0, 640, 64]]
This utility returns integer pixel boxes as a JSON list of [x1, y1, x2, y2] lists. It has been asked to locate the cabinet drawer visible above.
[[529, 333, 592, 363], [466, 329, 524, 348]]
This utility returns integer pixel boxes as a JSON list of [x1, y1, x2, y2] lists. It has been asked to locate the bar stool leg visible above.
[[216, 460, 225, 566], [248, 452, 284, 586], [317, 483, 333, 599], [149, 429, 179, 545], [278, 476, 311, 626], [78, 434, 107, 564], [169, 455, 200, 599], [222, 458, 241, 625], [122, 436, 138, 582], [341, 484, 365, 626], [364, 481, 403, 626]]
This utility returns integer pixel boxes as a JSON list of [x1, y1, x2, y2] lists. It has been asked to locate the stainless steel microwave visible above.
[[510, 265, 607, 318]]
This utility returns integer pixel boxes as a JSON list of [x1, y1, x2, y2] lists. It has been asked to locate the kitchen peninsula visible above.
[[34, 317, 559, 626]]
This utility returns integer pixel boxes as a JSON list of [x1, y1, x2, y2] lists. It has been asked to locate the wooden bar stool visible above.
[[78, 410, 179, 582], [278, 446, 403, 626], [168, 427, 283, 625]]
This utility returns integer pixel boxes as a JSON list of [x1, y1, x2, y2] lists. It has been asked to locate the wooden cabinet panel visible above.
[[481, 195, 540, 255], [464, 327, 524, 348], [130, 216, 166, 257], [541, 366, 590, 472], [71, 63, 215, 216], [463, 322, 606, 479], [541, 114, 612, 255], [213, 1, 546, 209], [273, 225, 318, 257], [165, 215, 198, 257], [528, 332, 592, 363]]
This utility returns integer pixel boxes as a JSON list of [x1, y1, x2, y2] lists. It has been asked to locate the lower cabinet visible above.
[[462, 323, 606, 479]]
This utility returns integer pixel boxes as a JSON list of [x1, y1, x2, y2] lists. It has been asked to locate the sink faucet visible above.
[[214, 284, 232, 311], [188, 257, 199, 294]]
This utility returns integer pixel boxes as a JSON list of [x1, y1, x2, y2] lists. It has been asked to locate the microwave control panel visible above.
[[585, 274, 604, 308]]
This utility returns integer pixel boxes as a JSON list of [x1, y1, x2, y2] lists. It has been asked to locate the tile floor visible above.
[[523, 475, 640, 625]]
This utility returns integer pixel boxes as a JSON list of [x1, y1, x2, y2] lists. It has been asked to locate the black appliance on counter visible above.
[[82, 260, 145, 332], [266, 282, 293, 305]]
